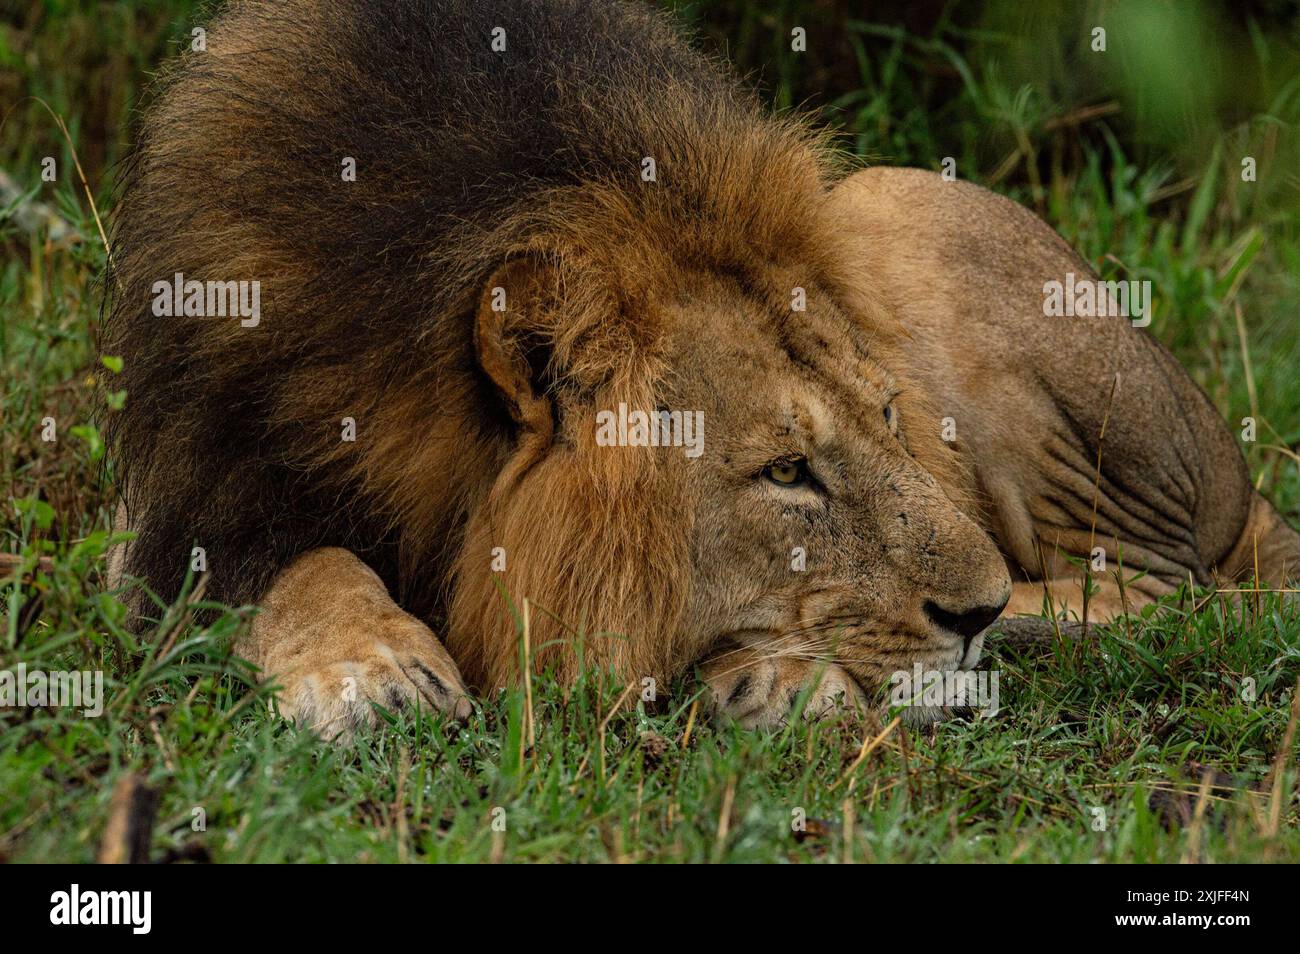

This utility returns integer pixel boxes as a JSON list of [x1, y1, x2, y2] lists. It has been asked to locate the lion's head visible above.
[[446, 137, 1012, 696]]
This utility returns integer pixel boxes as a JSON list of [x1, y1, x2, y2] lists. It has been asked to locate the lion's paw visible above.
[[272, 623, 472, 741], [701, 653, 866, 730]]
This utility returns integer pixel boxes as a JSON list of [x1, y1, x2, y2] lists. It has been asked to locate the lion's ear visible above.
[[474, 257, 555, 438]]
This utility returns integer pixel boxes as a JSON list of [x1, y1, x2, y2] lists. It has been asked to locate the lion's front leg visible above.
[[244, 547, 472, 740], [698, 641, 866, 730], [1004, 575, 1157, 624]]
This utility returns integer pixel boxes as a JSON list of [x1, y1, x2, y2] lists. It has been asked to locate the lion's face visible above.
[[652, 271, 1012, 693], [461, 253, 1009, 693]]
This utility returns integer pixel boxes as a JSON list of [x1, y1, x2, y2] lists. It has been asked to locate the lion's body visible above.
[[827, 169, 1300, 614], [106, 0, 1299, 736]]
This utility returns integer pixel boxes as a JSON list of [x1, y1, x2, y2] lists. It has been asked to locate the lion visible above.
[[104, 0, 1300, 739]]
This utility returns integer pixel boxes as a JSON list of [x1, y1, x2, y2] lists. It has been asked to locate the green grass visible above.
[[3, 0, 1300, 863], [3, 548, 1299, 862]]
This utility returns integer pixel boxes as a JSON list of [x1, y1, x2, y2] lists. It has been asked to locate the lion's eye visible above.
[[764, 458, 809, 487], [883, 402, 898, 435]]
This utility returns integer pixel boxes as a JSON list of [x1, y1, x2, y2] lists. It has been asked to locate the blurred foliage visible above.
[[2, 1, 1298, 188], [0, 0, 207, 179]]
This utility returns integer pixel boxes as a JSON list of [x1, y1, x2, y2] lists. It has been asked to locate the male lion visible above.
[[105, 0, 1300, 737]]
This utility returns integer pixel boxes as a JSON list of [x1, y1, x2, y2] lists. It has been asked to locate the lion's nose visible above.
[[923, 598, 1007, 652]]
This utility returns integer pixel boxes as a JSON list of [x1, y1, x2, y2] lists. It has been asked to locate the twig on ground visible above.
[[98, 773, 158, 864]]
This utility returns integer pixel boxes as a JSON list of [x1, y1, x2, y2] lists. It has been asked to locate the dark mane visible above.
[[105, 0, 838, 625]]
